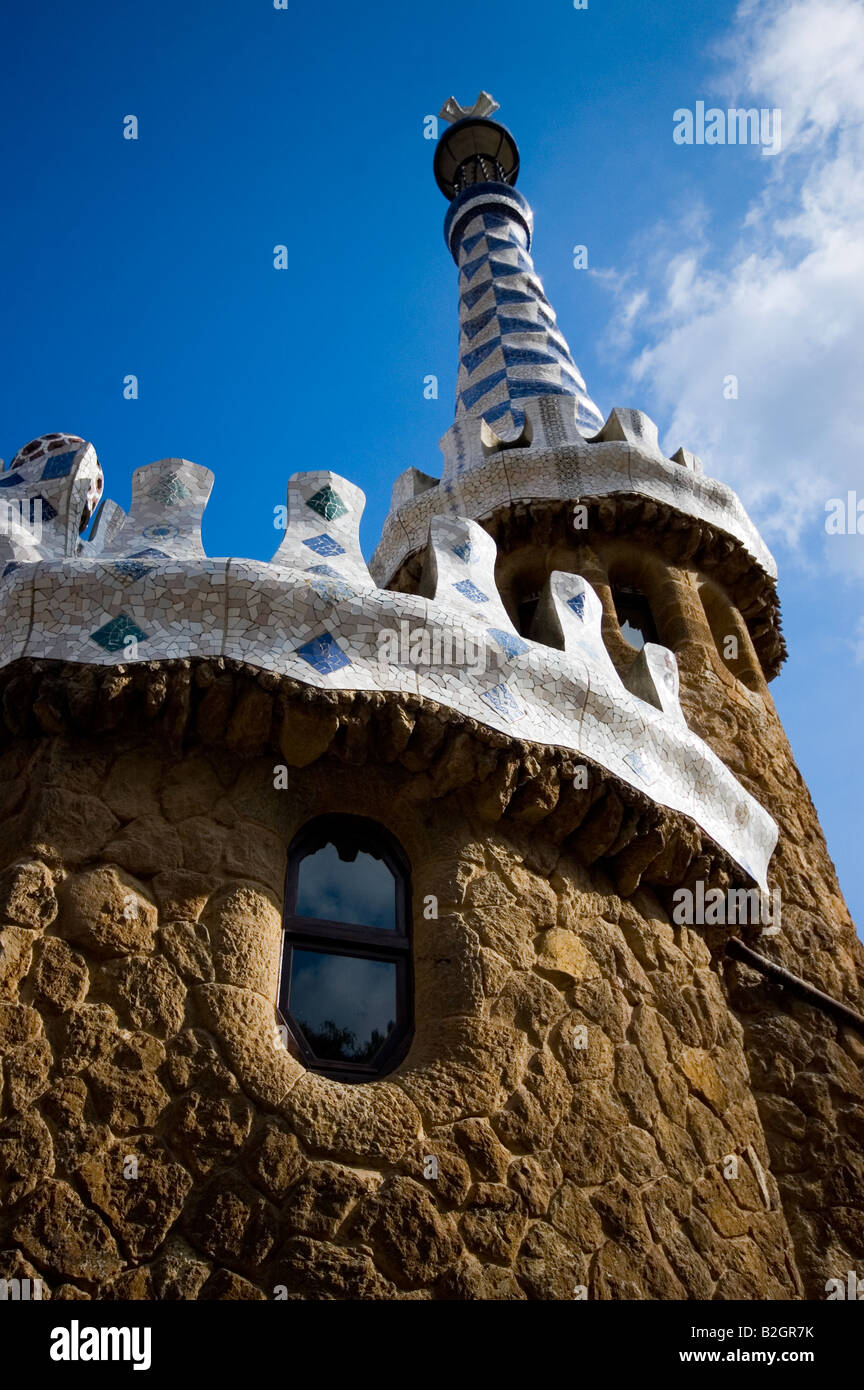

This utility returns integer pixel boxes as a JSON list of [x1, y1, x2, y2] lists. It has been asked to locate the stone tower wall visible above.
[[0, 657, 845, 1301], [471, 506, 864, 1299]]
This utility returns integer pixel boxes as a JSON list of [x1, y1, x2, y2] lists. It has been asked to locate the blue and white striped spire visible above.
[[435, 96, 605, 445]]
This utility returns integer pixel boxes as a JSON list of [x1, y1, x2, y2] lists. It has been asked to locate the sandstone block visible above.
[[29, 937, 89, 1013], [159, 919, 214, 983], [202, 885, 281, 997], [348, 1176, 459, 1289], [271, 1236, 393, 1300], [460, 1183, 526, 1264], [0, 1109, 54, 1203], [185, 1175, 278, 1273], [12, 1180, 122, 1283], [88, 1066, 170, 1131], [57, 866, 157, 958], [281, 1164, 377, 1240], [169, 1091, 255, 1177], [0, 925, 33, 999], [104, 815, 183, 876], [281, 1073, 421, 1165], [0, 860, 57, 931], [76, 1137, 193, 1260], [515, 1221, 587, 1299], [100, 955, 186, 1037], [242, 1119, 307, 1203]]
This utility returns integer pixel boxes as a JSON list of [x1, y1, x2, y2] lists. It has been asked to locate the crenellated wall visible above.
[[0, 438, 777, 887]]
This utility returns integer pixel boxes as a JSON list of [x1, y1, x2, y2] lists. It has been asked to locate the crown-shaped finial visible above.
[[438, 91, 500, 125]]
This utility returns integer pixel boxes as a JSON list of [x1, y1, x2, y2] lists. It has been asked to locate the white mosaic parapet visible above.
[[372, 417, 777, 587], [271, 471, 374, 591], [623, 643, 687, 728], [0, 452, 777, 887], [99, 458, 213, 561], [418, 516, 517, 635], [84, 500, 128, 556], [532, 571, 622, 687]]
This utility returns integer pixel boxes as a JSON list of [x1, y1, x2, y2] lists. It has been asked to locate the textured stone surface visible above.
[[0, 708, 857, 1302]]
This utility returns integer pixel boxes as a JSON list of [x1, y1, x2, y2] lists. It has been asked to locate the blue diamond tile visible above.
[[567, 594, 586, 620], [488, 257, 526, 280], [488, 628, 529, 659], [306, 485, 349, 522], [451, 542, 472, 563], [40, 450, 78, 481], [295, 631, 351, 675], [509, 381, 571, 400], [494, 289, 539, 309], [460, 254, 493, 283], [90, 613, 149, 653], [502, 344, 567, 368], [484, 235, 521, 254], [481, 400, 518, 426], [147, 473, 190, 506], [460, 231, 487, 257], [453, 579, 488, 604], [302, 534, 346, 558], [481, 682, 525, 722]]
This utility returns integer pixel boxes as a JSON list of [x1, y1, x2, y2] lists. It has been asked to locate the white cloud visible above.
[[600, 0, 864, 573]]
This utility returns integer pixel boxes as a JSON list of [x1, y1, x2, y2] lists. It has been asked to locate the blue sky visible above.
[[2, 0, 861, 929]]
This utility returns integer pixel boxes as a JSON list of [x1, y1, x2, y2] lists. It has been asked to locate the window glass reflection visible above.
[[289, 949, 396, 1063], [296, 842, 396, 930]]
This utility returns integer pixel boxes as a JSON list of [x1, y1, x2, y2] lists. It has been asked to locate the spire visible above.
[[434, 95, 604, 449]]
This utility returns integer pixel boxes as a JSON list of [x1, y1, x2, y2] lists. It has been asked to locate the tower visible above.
[[0, 96, 861, 1303]]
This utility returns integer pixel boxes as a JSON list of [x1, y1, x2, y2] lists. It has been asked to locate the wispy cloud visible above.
[[597, 0, 864, 573]]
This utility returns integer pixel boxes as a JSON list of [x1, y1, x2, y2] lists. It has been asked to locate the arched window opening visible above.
[[699, 582, 762, 690], [612, 586, 658, 650], [279, 815, 412, 1082]]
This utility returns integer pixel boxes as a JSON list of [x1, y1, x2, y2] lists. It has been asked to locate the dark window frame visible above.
[[278, 814, 413, 1083]]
